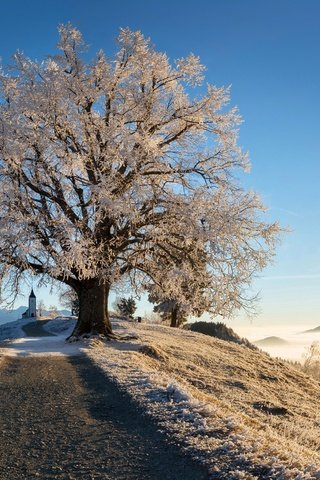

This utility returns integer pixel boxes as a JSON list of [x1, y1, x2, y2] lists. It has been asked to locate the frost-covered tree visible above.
[[59, 286, 79, 315], [302, 342, 320, 380], [37, 299, 46, 317], [147, 239, 211, 327], [0, 25, 279, 338], [48, 305, 58, 318], [117, 296, 137, 319], [152, 299, 187, 328]]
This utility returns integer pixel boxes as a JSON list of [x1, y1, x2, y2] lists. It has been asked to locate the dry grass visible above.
[[88, 320, 320, 478]]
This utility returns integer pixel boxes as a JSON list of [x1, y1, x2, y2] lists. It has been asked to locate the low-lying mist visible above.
[[234, 323, 320, 362]]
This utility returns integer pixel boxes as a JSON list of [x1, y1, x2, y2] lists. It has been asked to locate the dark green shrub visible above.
[[184, 321, 257, 350]]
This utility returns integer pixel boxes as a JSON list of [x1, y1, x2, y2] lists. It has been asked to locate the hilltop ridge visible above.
[[254, 335, 288, 346], [302, 325, 320, 333]]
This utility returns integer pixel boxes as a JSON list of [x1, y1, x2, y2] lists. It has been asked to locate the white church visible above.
[[22, 289, 37, 319]]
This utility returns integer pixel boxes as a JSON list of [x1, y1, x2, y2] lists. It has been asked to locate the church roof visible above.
[[29, 289, 36, 298]]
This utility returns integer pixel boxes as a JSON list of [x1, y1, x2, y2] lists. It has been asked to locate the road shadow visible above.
[[22, 320, 56, 337], [69, 355, 210, 480]]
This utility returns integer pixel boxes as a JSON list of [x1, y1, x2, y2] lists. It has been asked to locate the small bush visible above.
[[302, 342, 320, 381], [285, 342, 320, 382]]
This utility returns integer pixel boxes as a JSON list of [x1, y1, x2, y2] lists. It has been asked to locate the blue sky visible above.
[[1, 0, 319, 326]]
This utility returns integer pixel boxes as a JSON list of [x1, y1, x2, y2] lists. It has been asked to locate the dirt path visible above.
[[22, 320, 55, 337], [0, 355, 210, 480]]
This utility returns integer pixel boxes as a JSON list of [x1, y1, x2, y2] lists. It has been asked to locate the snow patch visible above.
[[0, 317, 83, 357]]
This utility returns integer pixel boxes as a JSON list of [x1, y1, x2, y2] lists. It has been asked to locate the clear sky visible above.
[[1, 0, 319, 327]]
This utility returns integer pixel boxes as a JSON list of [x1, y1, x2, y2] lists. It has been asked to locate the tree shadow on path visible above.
[[0, 355, 210, 480], [22, 320, 55, 337], [69, 355, 210, 480]]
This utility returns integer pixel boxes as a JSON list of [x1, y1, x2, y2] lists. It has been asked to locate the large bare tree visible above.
[[0, 25, 279, 338]]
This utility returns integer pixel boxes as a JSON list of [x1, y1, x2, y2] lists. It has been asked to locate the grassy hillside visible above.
[[88, 321, 320, 479]]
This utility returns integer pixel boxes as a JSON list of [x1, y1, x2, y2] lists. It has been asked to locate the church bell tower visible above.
[[28, 289, 37, 318]]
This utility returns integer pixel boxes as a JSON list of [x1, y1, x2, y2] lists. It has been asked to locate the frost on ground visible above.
[[0, 317, 80, 357], [0, 317, 31, 341], [42, 316, 76, 336], [86, 320, 320, 480], [1, 317, 320, 478]]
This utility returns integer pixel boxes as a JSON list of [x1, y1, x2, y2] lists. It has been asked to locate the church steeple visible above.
[[28, 289, 37, 317]]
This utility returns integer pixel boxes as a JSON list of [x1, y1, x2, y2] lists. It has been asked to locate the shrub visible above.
[[184, 321, 257, 350]]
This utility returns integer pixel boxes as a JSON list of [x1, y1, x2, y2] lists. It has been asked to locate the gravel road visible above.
[[0, 354, 210, 479]]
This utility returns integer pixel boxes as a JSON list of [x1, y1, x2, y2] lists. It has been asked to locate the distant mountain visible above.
[[254, 336, 288, 347], [0, 307, 71, 325], [52, 309, 71, 317], [0, 306, 28, 325], [302, 326, 320, 333]]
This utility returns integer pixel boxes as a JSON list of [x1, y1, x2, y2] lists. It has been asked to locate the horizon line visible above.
[[261, 274, 320, 280]]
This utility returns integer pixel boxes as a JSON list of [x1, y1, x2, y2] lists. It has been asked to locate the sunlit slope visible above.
[[90, 321, 320, 477], [135, 324, 320, 453]]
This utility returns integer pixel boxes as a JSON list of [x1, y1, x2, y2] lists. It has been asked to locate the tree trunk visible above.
[[70, 280, 113, 338], [170, 305, 178, 328]]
